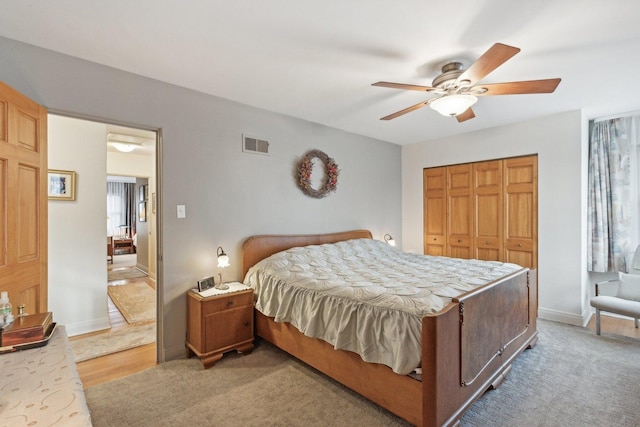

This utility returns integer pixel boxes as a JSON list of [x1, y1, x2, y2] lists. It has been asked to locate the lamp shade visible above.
[[429, 94, 477, 117], [217, 246, 229, 268], [384, 234, 396, 247]]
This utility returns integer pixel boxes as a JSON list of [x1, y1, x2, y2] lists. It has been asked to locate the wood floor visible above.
[[71, 254, 158, 388], [585, 313, 640, 339]]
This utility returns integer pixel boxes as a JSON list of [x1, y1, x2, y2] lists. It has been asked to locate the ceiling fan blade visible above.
[[456, 108, 475, 123], [474, 78, 561, 96], [372, 81, 436, 92], [380, 99, 433, 120], [457, 43, 520, 86]]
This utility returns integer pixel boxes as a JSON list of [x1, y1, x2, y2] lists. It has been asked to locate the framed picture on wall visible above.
[[139, 202, 147, 222], [139, 184, 146, 202], [48, 169, 76, 201]]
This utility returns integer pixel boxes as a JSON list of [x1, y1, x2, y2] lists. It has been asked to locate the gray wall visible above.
[[0, 36, 402, 360]]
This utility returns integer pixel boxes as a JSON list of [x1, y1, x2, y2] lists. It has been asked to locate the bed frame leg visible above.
[[526, 334, 538, 349]]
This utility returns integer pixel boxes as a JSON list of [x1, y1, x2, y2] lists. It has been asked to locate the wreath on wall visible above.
[[297, 149, 340, 198]]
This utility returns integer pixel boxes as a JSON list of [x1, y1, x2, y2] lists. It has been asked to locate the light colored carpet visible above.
[[108, 266, 148, 282], [107, 282, 155, 324], [84, 320, 640, 426], [70, 323, 155, 362]]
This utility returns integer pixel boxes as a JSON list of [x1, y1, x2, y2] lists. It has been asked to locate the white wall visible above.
[[107, 150, 154, 177], [402, 110, 588, 325], [0, 36, 402, 360], [48, 115, 110, 335]]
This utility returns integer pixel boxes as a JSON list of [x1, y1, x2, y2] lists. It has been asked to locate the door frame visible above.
[[49, 109, 164, 363]]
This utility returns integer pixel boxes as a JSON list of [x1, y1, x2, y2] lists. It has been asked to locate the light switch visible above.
[[177, 205, 186, 218]]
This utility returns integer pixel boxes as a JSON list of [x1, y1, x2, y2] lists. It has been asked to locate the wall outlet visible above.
[[177, 205, 186, 218]]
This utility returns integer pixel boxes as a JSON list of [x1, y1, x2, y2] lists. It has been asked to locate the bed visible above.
[[242, 230, 537, 427]]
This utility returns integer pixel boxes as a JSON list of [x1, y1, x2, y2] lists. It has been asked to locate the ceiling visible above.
[[106, 124, 156, 156], [1, 1, 640, 145]]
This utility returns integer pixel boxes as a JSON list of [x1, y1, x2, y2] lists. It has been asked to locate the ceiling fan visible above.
[[372, 43, 561, 123]]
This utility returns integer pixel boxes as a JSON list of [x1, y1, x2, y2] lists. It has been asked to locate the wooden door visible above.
[[423, 167, 447, 256], [503, 156, 537, 268], [447, 164, 473, 259], [0, 81, 48, 315], [474, 160, 503, 261]]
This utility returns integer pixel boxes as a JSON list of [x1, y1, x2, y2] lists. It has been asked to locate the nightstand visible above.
[[186, 282, 254, 369]]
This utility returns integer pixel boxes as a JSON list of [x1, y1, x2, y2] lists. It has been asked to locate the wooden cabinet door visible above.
[[0, 82, 48, 314], [474, 160, 503, 261], [503, 156, 537, 268], [423, 167, 447, 256], [205, 306, 253, 353], [447, 164, 473, 259]]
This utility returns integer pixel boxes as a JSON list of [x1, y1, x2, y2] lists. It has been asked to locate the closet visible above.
[[423, 155, 537, 269]]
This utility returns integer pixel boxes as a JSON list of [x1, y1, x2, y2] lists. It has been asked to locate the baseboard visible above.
[[538, 307, 585, 326], [136, 263, 149, 273], [65, 317, 111, 337]]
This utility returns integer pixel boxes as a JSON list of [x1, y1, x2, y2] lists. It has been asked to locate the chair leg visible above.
[[595, 308, 601, 335], [635, 318, 639, 329]]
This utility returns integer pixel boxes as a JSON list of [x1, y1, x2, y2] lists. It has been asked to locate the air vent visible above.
[[242, 134, 270, 155]]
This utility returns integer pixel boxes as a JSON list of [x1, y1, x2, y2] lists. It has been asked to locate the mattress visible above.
[[244, 238, 522, 375]]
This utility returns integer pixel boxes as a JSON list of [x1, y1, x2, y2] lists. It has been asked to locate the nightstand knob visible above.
[[244, 321, 250, 327], [227, 301, 234, 307]]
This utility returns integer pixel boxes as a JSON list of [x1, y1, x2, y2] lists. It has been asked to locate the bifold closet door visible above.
[[473, 160, 503, 261], [503, 156, 537, 269], [446, 164, 473, 259], [423, 167, 447, 256]]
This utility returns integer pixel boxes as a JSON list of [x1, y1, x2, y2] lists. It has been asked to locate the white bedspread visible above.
[[244, 238, 522, 375]]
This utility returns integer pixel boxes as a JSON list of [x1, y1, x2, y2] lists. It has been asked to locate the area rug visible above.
[[107, 282, 155, 324], [108, 266, 148, 282], [70, 323, 156, 362]]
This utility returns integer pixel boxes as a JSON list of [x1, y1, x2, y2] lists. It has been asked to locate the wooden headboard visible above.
[[241, 229, 372, 278]]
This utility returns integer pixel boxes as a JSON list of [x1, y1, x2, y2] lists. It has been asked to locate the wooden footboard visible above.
[[243, 231, 538, 427], [422, 268, 537, 426]]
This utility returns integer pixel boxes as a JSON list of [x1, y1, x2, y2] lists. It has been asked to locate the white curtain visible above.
[[107, 181, 135, 238], [587, 115, 640, 272]]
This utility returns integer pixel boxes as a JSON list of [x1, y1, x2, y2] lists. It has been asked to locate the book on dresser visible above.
[[1, 312, 54, 347]]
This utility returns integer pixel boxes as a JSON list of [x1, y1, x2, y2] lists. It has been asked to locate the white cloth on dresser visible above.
[[0, 325, 92, 427], [245, 238, 522, 375]]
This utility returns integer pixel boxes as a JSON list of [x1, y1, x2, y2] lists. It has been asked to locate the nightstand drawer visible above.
[[202, 291, 253, 315]]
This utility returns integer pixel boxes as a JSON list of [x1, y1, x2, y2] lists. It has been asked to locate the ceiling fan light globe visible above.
[[430, 94, 477, 117]]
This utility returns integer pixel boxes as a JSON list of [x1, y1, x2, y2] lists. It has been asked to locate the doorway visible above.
[[48, 114, 160, 361]]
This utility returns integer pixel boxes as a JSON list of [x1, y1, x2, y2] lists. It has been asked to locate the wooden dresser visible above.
[[186, 283, 254, 368]]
